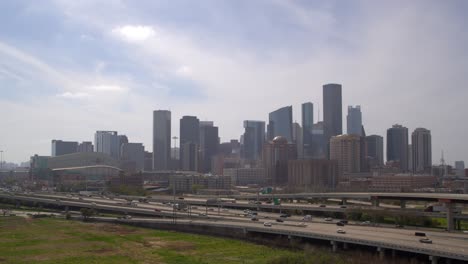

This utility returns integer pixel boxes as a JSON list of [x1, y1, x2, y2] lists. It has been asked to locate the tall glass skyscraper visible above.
[[242, 120, 265, 160], [387, 124, 409, 172], [347, 105, 362, 136], [411, 128, 432, 173], [153, 110, 171, 171], [301, 102, 313, 158], [94, 131, 119, 159], [323, 84, 342, 154], [267, 106, 293, 143], [180, 116, 199, 171]]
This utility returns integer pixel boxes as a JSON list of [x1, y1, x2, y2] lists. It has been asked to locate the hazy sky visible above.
[[0, 0, 467, 165]]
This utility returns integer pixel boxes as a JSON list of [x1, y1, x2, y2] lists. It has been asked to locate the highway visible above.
[[2, 191, 468, 262]]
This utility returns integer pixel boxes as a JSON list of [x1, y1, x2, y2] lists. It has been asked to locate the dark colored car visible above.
[[276, 218, 284, 223], [336, 222, 345, 226]]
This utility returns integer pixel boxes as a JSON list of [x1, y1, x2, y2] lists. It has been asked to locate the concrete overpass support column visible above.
[[400, 200, 406, 209], [391, 249, 396, 258], [377, 247, 385, 260], [65, 206, 69, 213], [330, 241, 337, 252], [446, 202, 454, 232], [343, 243, 348, 250], [372, 199, 380, 207], [341, 199, 347, 206], [445, 258, 452, 264], [429, 256, 439, 264]]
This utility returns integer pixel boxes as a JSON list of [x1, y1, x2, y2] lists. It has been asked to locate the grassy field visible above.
[[0, 216, 350, 264]]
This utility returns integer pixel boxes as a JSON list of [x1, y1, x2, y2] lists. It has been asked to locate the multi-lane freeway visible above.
[[2, 191, 468, 263]]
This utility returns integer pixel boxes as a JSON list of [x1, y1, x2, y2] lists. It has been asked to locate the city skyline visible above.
[[0, 1, 467, 165]]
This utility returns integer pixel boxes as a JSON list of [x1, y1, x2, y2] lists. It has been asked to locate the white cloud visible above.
[[57, 92, 90, 99], [86, 84, 127, 92], [111, 25, 155, 42], [176, 65, 192, 77]]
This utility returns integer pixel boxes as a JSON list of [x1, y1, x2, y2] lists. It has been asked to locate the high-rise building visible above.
[[51, 140, 78, 156], [411, 128, 432, 173], [292, 122, 303, 159], [77, 142, 94, 153], [199, 124, 219, 173], [301, 102, 314, 158], [242, 120, 265, 161], [263, 136, 297, 186], [387, 124, 409, 172], [153, 110, 171, 171], [365, 135, 384, 167], [288, 159, 338, 191], [330, 134, 361, 179], [94, 131, 120, 159], [311, 122, 326, 159], [347, 106, 362, 136], [323, 83, 342, 154], [120, 143, 145, 172], [267, 106, 293, 143], [180, 116, 200, 171], [455, 161, 465, 177]]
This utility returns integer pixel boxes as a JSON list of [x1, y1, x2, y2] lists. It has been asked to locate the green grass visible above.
[[0, 216, 336, 264]]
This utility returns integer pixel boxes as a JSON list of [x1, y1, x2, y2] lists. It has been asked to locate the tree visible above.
[[80, 208, 95, 222]]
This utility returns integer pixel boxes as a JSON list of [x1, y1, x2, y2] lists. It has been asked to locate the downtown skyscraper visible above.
[[94, 131, 120, 159], [153, 110, 171, 171], [411, 128, 432, 173], [347, 105, 362, 136], [242, 120, 265, 161], [387, 124, 409, 172], [180, 116, 200, 171], [267, 106, 293, 143], [323, 84, 342, 156], [301, 102, 313, 158]]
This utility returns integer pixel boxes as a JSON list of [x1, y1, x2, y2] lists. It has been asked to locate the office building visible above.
[[288, 159, 338, 192], [153, 110, 171, 171], [181, 142, 199, 171], [455, 161, 465, 177], [242, 120, 265, 161], [77, 142, 94, 153], [323, 83, 342, 153], [347, 106, 362, 136], [144, 151, 153, 171], [224, 168, 266, 186], [311, 122, 326, 159], [51, 140, 78, 156], [94, 131, 120, 159], [263, 136, 297, 186], [199, 124, 219, 173], [387, 124, 409, 172], [267, 106, 293, 142], [302, 102, 314, 158], [292, 122, 303, 159], [411, 128, 432, 173], [120, 143, 145, 172], [365, 135, 384, 167], [180, 116, 200, 171], [330, 134, 361, 179]]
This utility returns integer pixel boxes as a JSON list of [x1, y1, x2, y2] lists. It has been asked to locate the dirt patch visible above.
[[86, 248, 115, 254], [97, 224, 139, 235], [144, 239, 195, 251]]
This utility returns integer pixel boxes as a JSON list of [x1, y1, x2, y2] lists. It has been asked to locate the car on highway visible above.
[[336, 222, 345, 227], [178, 197, 184, 200], [154, 209, 161, 212], [361, 221, 371, 225], [419, 238, 432, 244], [319, 204, 326, 207], [276, 218, 284, 223], [251, 217, 259, 221], [395, 224, 404, 228], [337, 229, 346, 234], [415, 232, 426, 237], [325, 217, 333, 222], [302, 215, 312, 221], [263, 222, 272, 227], [124, 215, 132, 219], [198, 213, 207, 217], [298, 222, 307, 227]]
